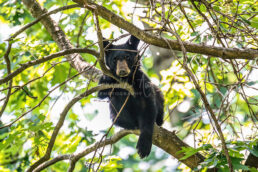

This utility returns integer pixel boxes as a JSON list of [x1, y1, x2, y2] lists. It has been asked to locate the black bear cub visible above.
[[98, 35, 164, 158]]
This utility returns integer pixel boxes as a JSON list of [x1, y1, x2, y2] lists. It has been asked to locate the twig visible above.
[[67, 11, 135, 172], [179, 4, 195, 33], [87, 95, 130, 172], [76, 11, 90, 48], [0, 43, 13, 118]]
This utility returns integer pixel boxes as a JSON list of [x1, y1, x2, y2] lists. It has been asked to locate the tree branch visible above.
[[92, 9, 120, 81], [33, 125, 208, 172], [165, 22, 233, 171], [0, 43, 13, 118], [73, 0, 258, 60], [0, 68, 91, 130], [0, 48, 99, 85], [21, 0, 101, 82]]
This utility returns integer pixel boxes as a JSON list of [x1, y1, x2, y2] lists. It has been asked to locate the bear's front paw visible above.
[[136, 134, 152, 158], [156, 116, 163, 126]]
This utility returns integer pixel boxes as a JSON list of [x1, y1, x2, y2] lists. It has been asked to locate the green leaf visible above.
[[231, 157, 249, 170], [251, 17, 258, 29], [178, 147, 199, 160], [233, 163, 249, 170], [29, 122, 53, 132], [51, 64, 68, 86], [213, 5, 220, 11], [191, 32, 199, 36], [239, 16, 251, 25], [200, 4, 206, 12]]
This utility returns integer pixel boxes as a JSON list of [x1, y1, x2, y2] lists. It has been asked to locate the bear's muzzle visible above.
[[116, 59, 131, 77]]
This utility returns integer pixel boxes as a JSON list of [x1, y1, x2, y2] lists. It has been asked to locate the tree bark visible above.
[[152, 125, 205, 169], [22, 0, 102, 82]]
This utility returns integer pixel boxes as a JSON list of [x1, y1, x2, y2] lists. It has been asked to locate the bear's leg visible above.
[[136, 98, 157, 158]]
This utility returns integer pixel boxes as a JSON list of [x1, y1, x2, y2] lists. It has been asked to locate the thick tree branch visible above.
[[33, 125, 207, 172], [152, 125, 205, 169], [73, 0, 258, 60], [22, 0, 102, 82]]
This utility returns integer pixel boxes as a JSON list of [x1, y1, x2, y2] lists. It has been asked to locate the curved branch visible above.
[[73, 0, 258, 60], [27, 83, 134, 172], [33, 130, 136, 172], [0, 69, 88, 130], [68, 129, 137, 172], [0, 48, 100, 85]]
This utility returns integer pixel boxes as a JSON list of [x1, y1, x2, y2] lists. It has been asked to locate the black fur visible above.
[[98, 35, 164, 158]]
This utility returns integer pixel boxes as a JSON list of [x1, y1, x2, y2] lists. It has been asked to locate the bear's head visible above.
[[103, 35, 140, 78]]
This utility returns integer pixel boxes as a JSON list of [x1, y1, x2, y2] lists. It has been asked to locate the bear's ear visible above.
[[126, 35, 140, 50]]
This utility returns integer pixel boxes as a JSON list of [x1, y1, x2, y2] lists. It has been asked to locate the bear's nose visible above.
[[119, 70, 127, 76]]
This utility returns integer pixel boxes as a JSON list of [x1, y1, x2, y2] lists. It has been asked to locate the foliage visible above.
[[0, 0, 257, 171]]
